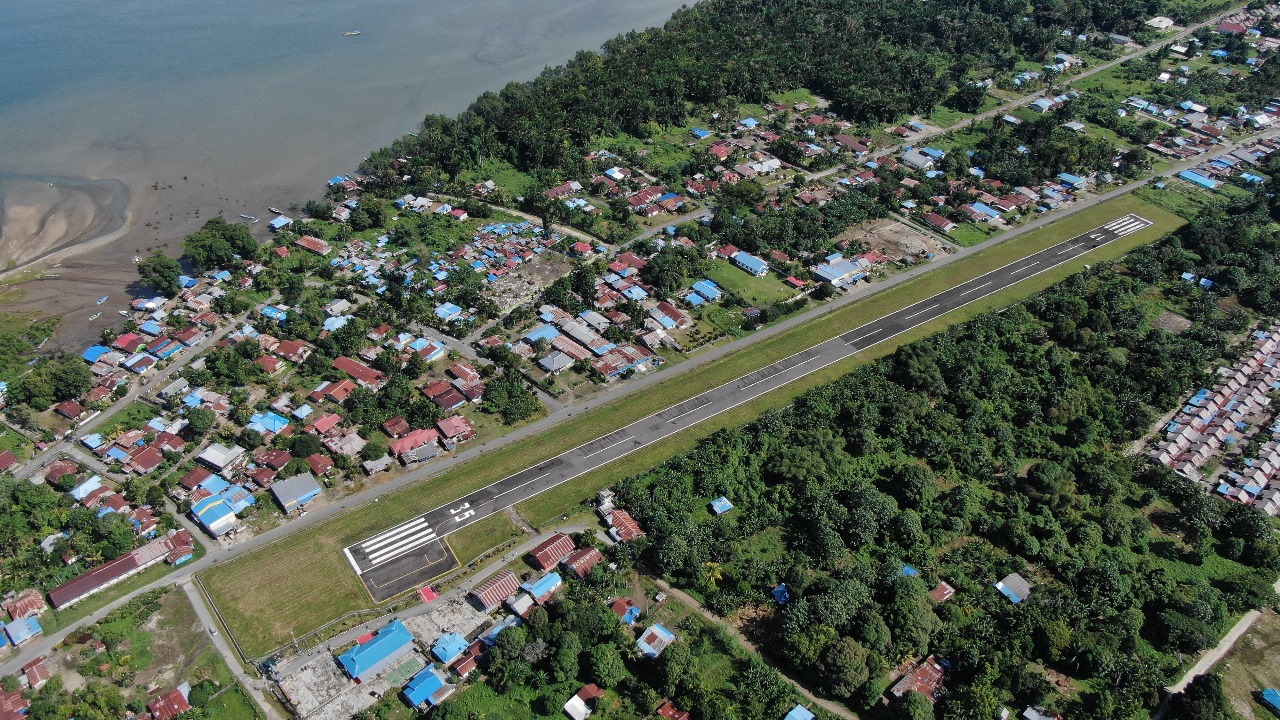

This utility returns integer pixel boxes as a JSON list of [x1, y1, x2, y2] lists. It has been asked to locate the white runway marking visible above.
[[959, 281, 992, 296], [584, 436, 632, 458], [902, 304, 939, 321]]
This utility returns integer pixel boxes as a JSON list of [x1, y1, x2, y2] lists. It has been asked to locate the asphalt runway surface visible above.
[[345, 213, 1152, 596]]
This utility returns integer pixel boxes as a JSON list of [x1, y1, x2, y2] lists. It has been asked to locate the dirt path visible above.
[[649, 576, 859, 720]]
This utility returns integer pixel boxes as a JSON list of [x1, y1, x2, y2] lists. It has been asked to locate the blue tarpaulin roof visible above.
[[710, 496, 734, 515], [772, 583, 791, 605]]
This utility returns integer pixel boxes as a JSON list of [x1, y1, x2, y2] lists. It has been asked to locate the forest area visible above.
[[353, 0, 1200, 196], [605, 181, 1280, 720]]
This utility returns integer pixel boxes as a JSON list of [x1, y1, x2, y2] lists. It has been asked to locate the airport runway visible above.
[[346, 214, 1152, 595]]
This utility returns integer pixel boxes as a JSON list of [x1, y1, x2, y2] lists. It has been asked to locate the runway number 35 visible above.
[[451, 502, 474, 522]]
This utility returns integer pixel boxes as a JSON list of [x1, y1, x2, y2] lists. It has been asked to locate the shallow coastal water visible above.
[[0, 0, 687, 345]]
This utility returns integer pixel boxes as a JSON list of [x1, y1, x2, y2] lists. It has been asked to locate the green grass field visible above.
[[948, 222, 998, 247], [94, 401, 160, 438], [705, 262, 796, 305], [0, 424, 34, 461], [201, 194, 1183, 657]]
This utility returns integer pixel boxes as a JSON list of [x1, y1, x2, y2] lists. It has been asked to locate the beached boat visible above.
[[88, 312, 102, 321], [239, 214, 256, 221], [118, 310, 129, 317], [133, 256, 141, 264], [97, 296, 109, 305], [268, 206, 283, 214], [343, 30, 361, 36]]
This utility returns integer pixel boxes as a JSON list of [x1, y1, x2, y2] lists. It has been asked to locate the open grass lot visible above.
[[1213, 609, 1280, 720], [705, 262, 797, 305], [948, 222, 998, 247], [445, 512, 522, 565], [926, 92, 1004, 128], [201, 194, 1183, 655], [94, 400, 160, 438], [1137, 182, 1224, 219], [0, 423, 34, 460]]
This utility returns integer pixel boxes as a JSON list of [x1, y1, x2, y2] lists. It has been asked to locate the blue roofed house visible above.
[[523, 324, 560, 344], [82, 346, 111, 363], [636, 623, 676, 658], [402, 666, 455, 708], [784, 706, 816, 720], [435, 302, 464, 322], [812, 258, 869, 288], [337, 619, 415, 683], [268, 215, 293, 231], [190, 496, 236, 537], [521, 572, 563, 604], [432, 632, 469, 664], [4, 616, 42, 646], [733, 252, 769, 277], [1056, 172, 1088, 189], [691, 280, 723, 301], [710, 497, 734, 515], [247, 411, 289, 436]]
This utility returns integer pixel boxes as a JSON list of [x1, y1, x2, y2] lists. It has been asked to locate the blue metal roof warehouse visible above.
[[338, 619, 414, 682]]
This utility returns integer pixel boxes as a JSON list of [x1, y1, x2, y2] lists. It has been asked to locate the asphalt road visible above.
[[344, 214, 1153, 591]]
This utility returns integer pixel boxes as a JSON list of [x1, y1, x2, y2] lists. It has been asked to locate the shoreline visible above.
[[0, 174, 133, 276]]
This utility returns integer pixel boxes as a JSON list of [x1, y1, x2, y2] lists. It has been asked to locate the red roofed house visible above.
[[178, 466, 212, 491], [389, 428, 441, 457], [923, 212, 956, 234], [44, 459, 79, 484], [0, 450, 16, 474], [448, 362, 480, 384], [294, 235, 332, 256], [469, 570, 522, 611], [307, 412, 344, 436], [307, 453, 335, 476], [148, 687, 192, 720], [55, 400, 85, 420], [256, 355, 284, 375], [2, 589, 47, 621], [437, 415, 477, 442], [657, 700, 692, 720], [1218, 21, 1247, 34], [21, 657, 50, 691], [261, 449, 293, 470], [528, 532, 576, 570], [889, 655, 946, 703], [382, 416, 411, 438], [332, 357, 386, 389], [562, 546, 604, 578], [716, 244, 739, 259], [606, 509, 646, 542], [274, 339, 312, 363], [0, 688, 29, 719], [127, 446, 165, 475]]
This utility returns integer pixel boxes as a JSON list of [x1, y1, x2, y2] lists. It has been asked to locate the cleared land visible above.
[[1213, 609, 1280, 720], [202, 194, 1183, 657]]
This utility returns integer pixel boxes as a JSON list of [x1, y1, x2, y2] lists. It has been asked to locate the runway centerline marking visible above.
[[959, 281, 992, 296], [902, 304, 939, 321], [584, 436, 632, 457]]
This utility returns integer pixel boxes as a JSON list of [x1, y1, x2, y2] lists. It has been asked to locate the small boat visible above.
[[343, 30, 361, 36], [239, 214, 256, 221], [269, 206, 283, 214], [36, 337, 49, 349], [88, 312, 102, 321], [133, 256, 141, 264], [252, 218, 260, 224], [118, 310, 129, 317], [96, 296, 109, 305]]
